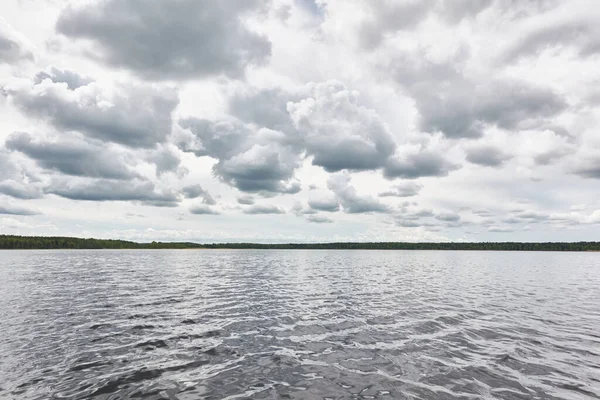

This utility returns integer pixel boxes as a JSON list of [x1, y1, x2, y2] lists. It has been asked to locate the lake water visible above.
[[0, 250, 599, 399]]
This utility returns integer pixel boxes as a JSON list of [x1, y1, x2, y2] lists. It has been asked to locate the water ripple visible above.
[[0, 249, 599, 399]]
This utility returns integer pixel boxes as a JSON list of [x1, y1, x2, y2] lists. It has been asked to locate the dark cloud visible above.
[[0, 204, 39, 216], [5, 78, 178, 148], [34, 66, 93, 90], [5, 132, 139, 180], [465, 144, 512, 167], [384, 150, 458, 179], [327, 174, 388, 214], [56, 0, 271, 80], [0, 18, 34, 64], [379, 182, 423, 197], [47, 179, 179, 206], [243, 204, 286, 214], [307, 197, 340, 212], [307, 215, 333, 223], [181, 184, 216, 205], [189, 205, 220, 215], [237, 195, 255, 205]]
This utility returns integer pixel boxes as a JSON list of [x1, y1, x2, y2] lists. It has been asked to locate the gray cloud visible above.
[[288, 81, 397, 172], [379, 182, 423, 197], [189, 204, 220, 215], [5, 132, 139, 180], [224, 81, 398, 176], [0, 18, 34, 64], [179, 118, 302, 194], [237, 195, 255, 205], [47, 179, 179, 206], [0, 204, 39, 216], [6, 78, 178, 148], [572, 158, 600, 179], [307, 215, 333, 223], [0, 180, 43, 200], [34, 66, 93, 90], [388, 54, 568, 138], [308, 197, 340, 212], [243, 204, 286, 215], [357, 0, 434, 49], [465, 144, 512, 167], [146, 145, 184, 176], [502, 21, 600, 62], [182, 184, 216, 205], [56, 0, 270, 80], [533, 147, 573, 165], [327, 174, 388, 214], [384, 150, 458, 179], [435, 213, 461, 222]]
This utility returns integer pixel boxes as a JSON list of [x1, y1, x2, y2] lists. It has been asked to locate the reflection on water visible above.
[[0, 250, 599, 399]]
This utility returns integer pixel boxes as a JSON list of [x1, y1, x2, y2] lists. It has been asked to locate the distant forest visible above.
[[1, 235, 599, 251]]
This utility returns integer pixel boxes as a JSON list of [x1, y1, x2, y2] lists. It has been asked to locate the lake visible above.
[[0, 250, 598, 399]]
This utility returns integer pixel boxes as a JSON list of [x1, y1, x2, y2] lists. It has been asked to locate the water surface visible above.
[[0, 250, 599, 399]]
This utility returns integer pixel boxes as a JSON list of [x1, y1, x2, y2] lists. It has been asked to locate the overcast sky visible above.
[[1, 0, 600, 243]]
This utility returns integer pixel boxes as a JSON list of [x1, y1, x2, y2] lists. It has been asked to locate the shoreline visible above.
[[1, 235, 600, 252]]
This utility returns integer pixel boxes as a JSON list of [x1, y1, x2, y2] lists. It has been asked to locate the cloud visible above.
[[379, 182, 423, 197], [243, 204, 286, 214], [5, 77, 179, 148], [0, 180, 43, 200], [189, 204, 220, 215], [179, 118, 302, 194], [465, 144, 512, 167], [572, 158, 600, 179], [47, 179, 179, 206], [56, 0, 271, 80], [435, 213, 461, 222], [181, 184, 216, 205], [5, 132, 139, 180], [237, 195, 255, 205], [327, 173, 388, 214], [0, 204, 39, 216], [307, 196, 340, 212], [34, 66, 94, 90], [502, 20, 600, 62], [307, 215, 333, 223], [388, 54, 568, 138], [287, 81, 397, 172], [384, 150, 458, 179], [0, 17, 34, 64], [146, 145, 184, 176]]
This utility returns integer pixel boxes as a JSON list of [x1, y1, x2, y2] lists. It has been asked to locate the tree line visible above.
[[1, 235, 599, 251]]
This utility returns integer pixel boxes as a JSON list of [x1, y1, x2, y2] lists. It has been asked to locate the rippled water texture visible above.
[[0, 250, 599, 399]]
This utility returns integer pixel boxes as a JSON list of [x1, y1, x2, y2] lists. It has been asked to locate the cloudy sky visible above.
[[1, 0, 600, 243]]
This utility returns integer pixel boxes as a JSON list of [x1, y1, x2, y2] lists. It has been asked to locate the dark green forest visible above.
[[1, 235, 599, 251]]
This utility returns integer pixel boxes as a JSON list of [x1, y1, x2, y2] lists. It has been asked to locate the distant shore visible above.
[[1, 234, 599, 251]]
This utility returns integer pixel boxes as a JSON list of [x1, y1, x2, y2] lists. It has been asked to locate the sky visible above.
[[1, 0, 600, 243]]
